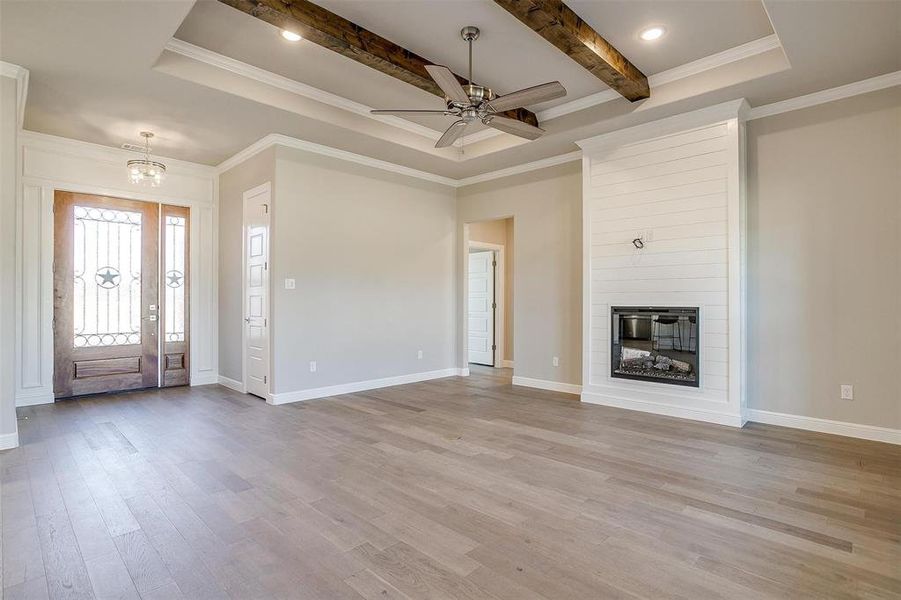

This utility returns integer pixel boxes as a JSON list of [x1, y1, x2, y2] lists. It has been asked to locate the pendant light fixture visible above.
[[127, 131, 166, 187]]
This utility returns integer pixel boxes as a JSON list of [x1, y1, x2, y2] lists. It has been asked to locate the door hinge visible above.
[[492, 260, 496, 267], [492, 344, 497, 350], [263, 203, 269, 214], [263, 375, 267, 384], [492, 302, 496, 309], [264, 261, 268, 270]]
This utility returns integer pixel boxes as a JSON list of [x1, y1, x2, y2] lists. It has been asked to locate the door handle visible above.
[[245, 317, 251, 323]]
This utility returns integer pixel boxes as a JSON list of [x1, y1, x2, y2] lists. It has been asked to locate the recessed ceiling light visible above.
[[281, 30, 302, 42], [639, 26, 665, 41]]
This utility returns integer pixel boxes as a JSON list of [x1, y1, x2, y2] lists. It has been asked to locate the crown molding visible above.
[[470, 34, 782, 145], [650, 34, 782, 88], [20, 130, 217, 178], [164, 39, 446, 144], [747, 69, 901, 120], [1, 61, 29, 130], [215, 67, 896, 189], [0, 61, 27, 79], [217, 131, 581, 188], [456, 150, 581, 187], [575, 98, 750, 153], [217, 133, 459, 187], [165, 35, 783, 151]]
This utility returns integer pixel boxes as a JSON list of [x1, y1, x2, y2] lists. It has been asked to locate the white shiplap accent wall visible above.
[[577, 101, 747, 427]]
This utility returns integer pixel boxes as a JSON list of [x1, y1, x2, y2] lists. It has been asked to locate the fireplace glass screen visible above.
[[610, 307, 699, 387]]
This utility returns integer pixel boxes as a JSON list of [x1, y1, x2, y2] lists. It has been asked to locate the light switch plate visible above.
[[417, 350, 423, 359], [552, 356, 559, 367], [840, 384, 853, 400], [309, 361, 317, 373], [285, 278, 296, 290]]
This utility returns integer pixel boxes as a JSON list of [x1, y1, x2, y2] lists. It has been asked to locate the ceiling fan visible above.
[[371, 26, 567, 148]]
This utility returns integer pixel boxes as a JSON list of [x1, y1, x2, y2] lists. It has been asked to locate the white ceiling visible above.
[[1, 0, 899, 178]]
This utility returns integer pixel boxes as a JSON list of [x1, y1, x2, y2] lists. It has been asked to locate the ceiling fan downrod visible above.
[[461, 26, 480, 85]]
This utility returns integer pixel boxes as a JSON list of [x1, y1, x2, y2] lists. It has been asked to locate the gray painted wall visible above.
[[215, 90, 899, 431], [270, 146, 457, 393], [1, 76, 17, 441], [218, 147, 275, 382], [747, 88, 901, 428], [457, 162, 582, 386]]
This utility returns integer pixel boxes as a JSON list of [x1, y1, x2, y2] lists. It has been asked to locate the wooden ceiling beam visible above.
[[217, 0, 539, 126], [493, 0, 649, 102]]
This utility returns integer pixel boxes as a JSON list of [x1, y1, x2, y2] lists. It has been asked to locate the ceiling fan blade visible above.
[[488, 81, 567, 113], [435, 120, 467, 148], [371, 109, 453, 115], [425, 65, 471, 104], [484, 115, 545, 140]]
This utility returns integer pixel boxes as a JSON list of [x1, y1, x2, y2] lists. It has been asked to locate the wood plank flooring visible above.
[[3, 367, 899, 599]]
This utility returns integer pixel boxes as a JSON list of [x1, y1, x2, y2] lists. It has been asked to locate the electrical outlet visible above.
[[417, 350, 423, 359], [552, 356, 559, 367], [840, 384, 853, 400], [309, 361, 317, 373], [285, 278, 296, 290]]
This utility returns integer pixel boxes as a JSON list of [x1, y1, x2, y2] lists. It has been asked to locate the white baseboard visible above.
[[512, 376, 582, 395], [0, 431, 19, 450], [190, 372, 219, 386], [581, 390, 745, 427], [216, 375, 245, 393], [16, 390, 55, 407], [501, 360, 514, 369], [459, 367, 470, 377], [268, 367, 466, 406], [746, 409, 901, 445]]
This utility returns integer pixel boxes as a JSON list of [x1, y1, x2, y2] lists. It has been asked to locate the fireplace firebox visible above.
[[610, 307, 699, 387]]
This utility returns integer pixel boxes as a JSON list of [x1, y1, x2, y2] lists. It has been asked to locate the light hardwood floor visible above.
[[3, 367, 899, 599]]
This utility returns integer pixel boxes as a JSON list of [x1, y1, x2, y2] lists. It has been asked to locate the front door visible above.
[[53, 192, 160, 397], [468, 250, 495, 366]]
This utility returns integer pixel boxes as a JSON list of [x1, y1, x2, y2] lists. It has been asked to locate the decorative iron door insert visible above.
[[161, 204, 190, 387]]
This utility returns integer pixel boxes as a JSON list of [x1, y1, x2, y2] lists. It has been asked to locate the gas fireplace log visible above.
[[670, 359, 691, 373]]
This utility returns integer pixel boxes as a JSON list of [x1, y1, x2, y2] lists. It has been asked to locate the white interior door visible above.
[[468, 251, 495, 366], [244, 184, 270, 399]]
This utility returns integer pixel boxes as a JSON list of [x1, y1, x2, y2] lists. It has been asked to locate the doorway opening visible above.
[[467, 217, 513, 369], [52, 191, 190, 398]]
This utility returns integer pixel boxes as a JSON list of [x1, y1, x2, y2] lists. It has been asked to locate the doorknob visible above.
[[245, 317, 251, 323]]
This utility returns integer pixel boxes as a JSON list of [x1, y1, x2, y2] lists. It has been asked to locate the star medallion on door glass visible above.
[[95, 266, 121, 288], [166, 269, 184, 288]]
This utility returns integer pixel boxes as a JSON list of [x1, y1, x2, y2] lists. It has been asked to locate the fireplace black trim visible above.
[[610, 306, 700, 388]]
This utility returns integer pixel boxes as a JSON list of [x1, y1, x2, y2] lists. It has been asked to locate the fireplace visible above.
[[610, 307, 699, 387]]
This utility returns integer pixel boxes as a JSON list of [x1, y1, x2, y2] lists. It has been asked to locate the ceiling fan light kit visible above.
[[372, 26, 567, 148]]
